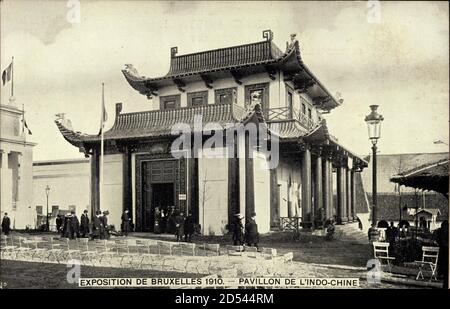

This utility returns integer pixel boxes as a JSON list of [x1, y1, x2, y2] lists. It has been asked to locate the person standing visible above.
[[231, 213, 245, 246], [174, 211, 185, 242], [245, 212, 259, 249], [121, 209, 131, 236], [184, 212, 195, 242], [55, 214, 63, 234], [1, 213, 11, 235], [80, 210, 90, 238], [386, 221, 398, 249], [91, 210, 102, 240], [71, 210, 80, 238], [64, 213, 74, 239], [368, 224, 380, 243], [101, 211, 110, 239]]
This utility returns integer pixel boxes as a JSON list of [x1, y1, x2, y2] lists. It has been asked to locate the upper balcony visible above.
[[266, 106, 316, 130]]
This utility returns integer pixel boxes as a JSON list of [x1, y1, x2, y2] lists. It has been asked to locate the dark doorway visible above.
[[143, 183, 175, 232]]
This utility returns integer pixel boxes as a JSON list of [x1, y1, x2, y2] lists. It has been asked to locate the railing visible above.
[[280, 217, 302, 231], [266, 107, 315, 130]]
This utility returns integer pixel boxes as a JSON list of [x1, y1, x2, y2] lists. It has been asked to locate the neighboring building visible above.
[[361, 152, 449, 230], [0, 97, 36, 229], [56, 31, 368, 235], [32, 158, 90, 230]]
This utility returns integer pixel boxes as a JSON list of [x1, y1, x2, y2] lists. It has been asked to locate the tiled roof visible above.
[[361, 152, 449, 194], [122, 39, 295, 88], [268, 120, 308, 140], [367, 192, 448, 222], [390, 158, 449, 195], [55, 103, 266, 146], [167, 41, 284, 77]]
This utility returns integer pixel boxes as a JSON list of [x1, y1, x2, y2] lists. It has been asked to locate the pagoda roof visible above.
[[55, 102, 268, 148], [122, 34, 341, 111]]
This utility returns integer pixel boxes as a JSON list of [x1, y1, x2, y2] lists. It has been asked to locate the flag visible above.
[[22, 115, 32, 135], [2, 62, 12, 86], [98, 83, 108, 135]]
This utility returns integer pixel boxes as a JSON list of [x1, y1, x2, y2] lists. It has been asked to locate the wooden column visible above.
[[244, 133, 255, 219], [322, 158, 330, 222], [301, 147, 312, 227], [342, 167, 348, 223], [351, 170, 356, 221], [346, 167, 352, 222], [314, 154, 323, 227], [329, 162, 334, 219], [122, 148, 132, 216], [90, 150, 99, 219], [336, 166, 348, 224]]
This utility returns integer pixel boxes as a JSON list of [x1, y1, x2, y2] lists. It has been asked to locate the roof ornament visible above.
[[262, 30, 273, 41], [171, 47, 178, 58], [286, 33, 298, 50], [124, 64, 140, 78]]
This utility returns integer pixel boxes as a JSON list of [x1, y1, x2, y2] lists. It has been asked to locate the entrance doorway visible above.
[[144, 183, 175, 232]]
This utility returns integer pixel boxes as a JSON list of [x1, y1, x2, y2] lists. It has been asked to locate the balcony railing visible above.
[[266, 106, 315, 130]]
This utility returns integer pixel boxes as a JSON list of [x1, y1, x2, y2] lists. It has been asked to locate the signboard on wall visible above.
[[179, 194, 187, 200]]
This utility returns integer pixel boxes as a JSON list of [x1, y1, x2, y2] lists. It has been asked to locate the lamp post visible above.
[[365, 105, 384, 225], [45, 185, 50, 231]]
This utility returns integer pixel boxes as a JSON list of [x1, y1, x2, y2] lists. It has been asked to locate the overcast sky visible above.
[[1, 0, 448, 161]]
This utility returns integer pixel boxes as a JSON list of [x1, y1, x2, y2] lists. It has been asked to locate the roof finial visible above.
[[290, 33, 297, 43], [171, 47, 178, 58], [262, 30, 273, 41]]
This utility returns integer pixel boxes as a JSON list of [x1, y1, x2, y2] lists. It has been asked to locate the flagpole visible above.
[[100, 82, 105, 213]]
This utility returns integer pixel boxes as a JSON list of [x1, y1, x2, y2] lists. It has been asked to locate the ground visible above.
[[0, 230, 435, 289]]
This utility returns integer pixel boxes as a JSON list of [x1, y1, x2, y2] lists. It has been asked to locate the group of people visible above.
[[173, 212, 196, 242], [55, 209, 110, 240], [230, 212, 259, 248]]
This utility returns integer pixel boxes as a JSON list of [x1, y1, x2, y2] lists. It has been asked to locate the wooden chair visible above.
[[178, 242, 196, 256], [415, 246, 439, 281], [28, 236, 47, 260], [63, 238, 81, 261], [79, 238, 98, 266], [47, 237, 64, 263], [0, 235, 17, 259], [15, 237, 31, 259], [201, 243, 220, 256], [98, 240, 116, 264], [372, 242, 395, 272], [244, 246, 258, 258]]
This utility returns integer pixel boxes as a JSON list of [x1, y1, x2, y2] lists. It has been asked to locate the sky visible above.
[[1, 0, 448, 161]]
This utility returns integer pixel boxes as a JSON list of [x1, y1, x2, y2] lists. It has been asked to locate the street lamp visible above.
[[45, 185, 50, 231], [365, 105, 384, 225]]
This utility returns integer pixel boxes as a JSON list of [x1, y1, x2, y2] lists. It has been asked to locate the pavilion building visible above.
[[56, 31, 367, 235]]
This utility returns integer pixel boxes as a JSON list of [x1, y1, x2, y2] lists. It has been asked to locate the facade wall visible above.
[[32, 159, 90, 229], [198, 148, 229, 236], [276, 156, 302, 218], [101, 154, 124, 230], [253, 151, 271, 233], [1, 102, 35, 229]]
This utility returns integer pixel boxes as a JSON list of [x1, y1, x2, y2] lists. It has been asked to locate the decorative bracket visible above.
[[230, 70, 242, 85], [200, 74, 213, 89], [262, 30, 273, 41], [173, 78, 186, 92], [265, 66, 276, 80], [171, 47, 178, 58]]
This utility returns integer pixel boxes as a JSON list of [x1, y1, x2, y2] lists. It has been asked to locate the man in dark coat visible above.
[[91, 210, 102, 240], [231, 213, 245, 246], [1, 213, 11, 235], [70, 210, 80, 238], [80, 210, 90, 237], [174, 211, 185, 242], [386, 221, 398, 249], [101, 211, 110, 239], [245, 212, 259, 248], [121, 209, 131, 236], [56, 214, 63, 234], [184, 212, 195, 242], [63, 213, 74, 239]]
